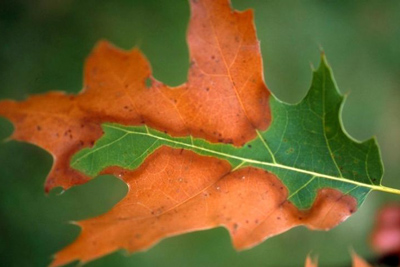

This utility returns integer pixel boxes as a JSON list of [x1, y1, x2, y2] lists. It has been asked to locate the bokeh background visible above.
[[1, 0, 400, 266]]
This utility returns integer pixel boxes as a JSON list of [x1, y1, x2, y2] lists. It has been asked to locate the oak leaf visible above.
[[0, 0, 398, 266]]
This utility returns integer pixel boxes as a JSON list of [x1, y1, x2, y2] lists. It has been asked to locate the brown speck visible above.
[[36, 126, 41, 131]]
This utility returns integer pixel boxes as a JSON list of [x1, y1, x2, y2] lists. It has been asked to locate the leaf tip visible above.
[[319, 51, 330, 69], [68, 220, 80, 226]]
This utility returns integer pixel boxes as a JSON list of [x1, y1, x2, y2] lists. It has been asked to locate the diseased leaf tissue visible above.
[[0, 0, 398, 266]]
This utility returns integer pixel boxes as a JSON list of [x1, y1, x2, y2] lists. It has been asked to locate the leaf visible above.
[[0, 0, 398, 266], [0, 0, 270, 192]]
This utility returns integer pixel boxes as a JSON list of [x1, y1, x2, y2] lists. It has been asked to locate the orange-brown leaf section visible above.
[[0, 0, 270, 192], [51, 147, 356, 267]]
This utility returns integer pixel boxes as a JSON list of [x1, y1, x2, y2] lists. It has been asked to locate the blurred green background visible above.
[[0, 0, 399, 266]]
